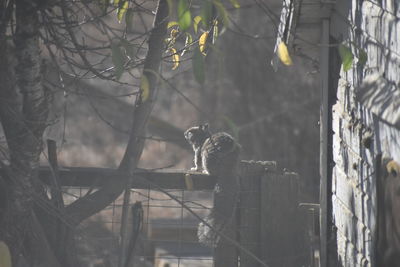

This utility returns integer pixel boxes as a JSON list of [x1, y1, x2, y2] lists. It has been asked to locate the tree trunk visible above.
[[0, 0, 59, 265], [0, 0, 170, 265]]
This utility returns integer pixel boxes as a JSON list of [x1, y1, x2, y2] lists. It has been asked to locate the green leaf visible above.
[[193, 16, 202, 34], [177, 0, 191, 31], [117, 0, 129, 22], [338, 44, 354, 72], [200, 0, 213, 28], [358, 49, 368, 66], [111, 42, 125, 80], [229, 0, 240, 8], [125, 8, 134, 32], [192, 48, 205, 84], [0, 241, 11, 267], [213, 0, 229, 27]]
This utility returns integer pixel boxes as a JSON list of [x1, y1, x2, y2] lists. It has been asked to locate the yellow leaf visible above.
[[277, 41, 293, 66], [199, 32, 208, 55], [229, 0, 240, 8], [170, 29, 179, 38], [117, 1, 129, 22], [113, 0, 119, 6], [386, 160, 400, 176], [0, 241, 11, 267], [193, 16, 202, 34], [169, 48, 180, 70], [167, 21, 179, 28], [140, 75, 150, 102]]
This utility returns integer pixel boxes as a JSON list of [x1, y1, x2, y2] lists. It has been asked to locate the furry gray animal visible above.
[[184, 124, 240, 247], [184, 123, 240, 177]]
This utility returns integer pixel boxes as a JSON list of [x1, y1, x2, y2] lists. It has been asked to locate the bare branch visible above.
[[65, 0, 169, 226]]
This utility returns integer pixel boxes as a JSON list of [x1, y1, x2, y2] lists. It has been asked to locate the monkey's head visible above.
[[184, 124, 211, 147]]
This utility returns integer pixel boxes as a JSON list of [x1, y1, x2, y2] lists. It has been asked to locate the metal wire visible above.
[[69, 186, 214, 267]]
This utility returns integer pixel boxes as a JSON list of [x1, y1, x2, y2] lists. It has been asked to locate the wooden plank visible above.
[[213, 168, 240, 266], [238, 161, 264, 267], [211, 161, 276, 267], [319, 18, 330, 267], [260, 169, 274, 265], [22, 167, 217, 190], [260, 172, 306, 267], [28, 161, 277, 190]]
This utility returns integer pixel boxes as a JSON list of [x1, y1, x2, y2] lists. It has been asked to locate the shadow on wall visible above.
[[377, 157, 400, 267]]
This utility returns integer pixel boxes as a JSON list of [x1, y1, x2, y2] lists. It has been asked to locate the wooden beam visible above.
[[33, 166, 217, 190], [239, 161, 263, 266], [319, 18, 330, 267], [26, 161, 276, 190]]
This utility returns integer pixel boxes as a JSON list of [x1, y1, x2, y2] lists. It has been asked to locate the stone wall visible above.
[[330, 1, 400, 266]]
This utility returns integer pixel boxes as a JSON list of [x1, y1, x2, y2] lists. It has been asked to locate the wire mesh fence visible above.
[[55, 161, 313, 267], [65, 187, 214, 267]]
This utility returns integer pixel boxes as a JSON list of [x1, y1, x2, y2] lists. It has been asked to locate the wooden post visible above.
[[239, 161, 276, 267], [320, 18, 330, 267], [213, 168, 239, 267], [260, 171, 307, 266], [22, 160, 309, 266]]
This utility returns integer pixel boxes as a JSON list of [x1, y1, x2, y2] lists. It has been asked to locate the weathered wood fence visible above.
[[213, 161, 308, 267], [28, 160, 309, 267]]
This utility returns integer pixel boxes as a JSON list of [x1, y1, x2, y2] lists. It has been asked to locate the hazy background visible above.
[[35, 2, 321, 265], [42, 1, 320, 201]]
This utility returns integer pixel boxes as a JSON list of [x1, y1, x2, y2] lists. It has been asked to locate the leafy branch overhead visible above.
[[0, 0, 170, 265], [108, 0, 238, 85], [274, 40, 367, 72], [165, 0, 239, 84]]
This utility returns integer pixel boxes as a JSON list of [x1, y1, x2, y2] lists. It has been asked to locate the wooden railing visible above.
[[21, 160, 308, 267]]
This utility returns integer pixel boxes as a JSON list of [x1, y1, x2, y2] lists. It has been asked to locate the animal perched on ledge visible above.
[[185, 123, 240, 247], [184, 123, 240, 177]]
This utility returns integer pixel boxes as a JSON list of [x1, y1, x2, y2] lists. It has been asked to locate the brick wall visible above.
[[330, 1, 400, 266]]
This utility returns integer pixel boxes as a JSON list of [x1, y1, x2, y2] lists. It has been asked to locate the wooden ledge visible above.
[[36, 166, 217, 190]]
